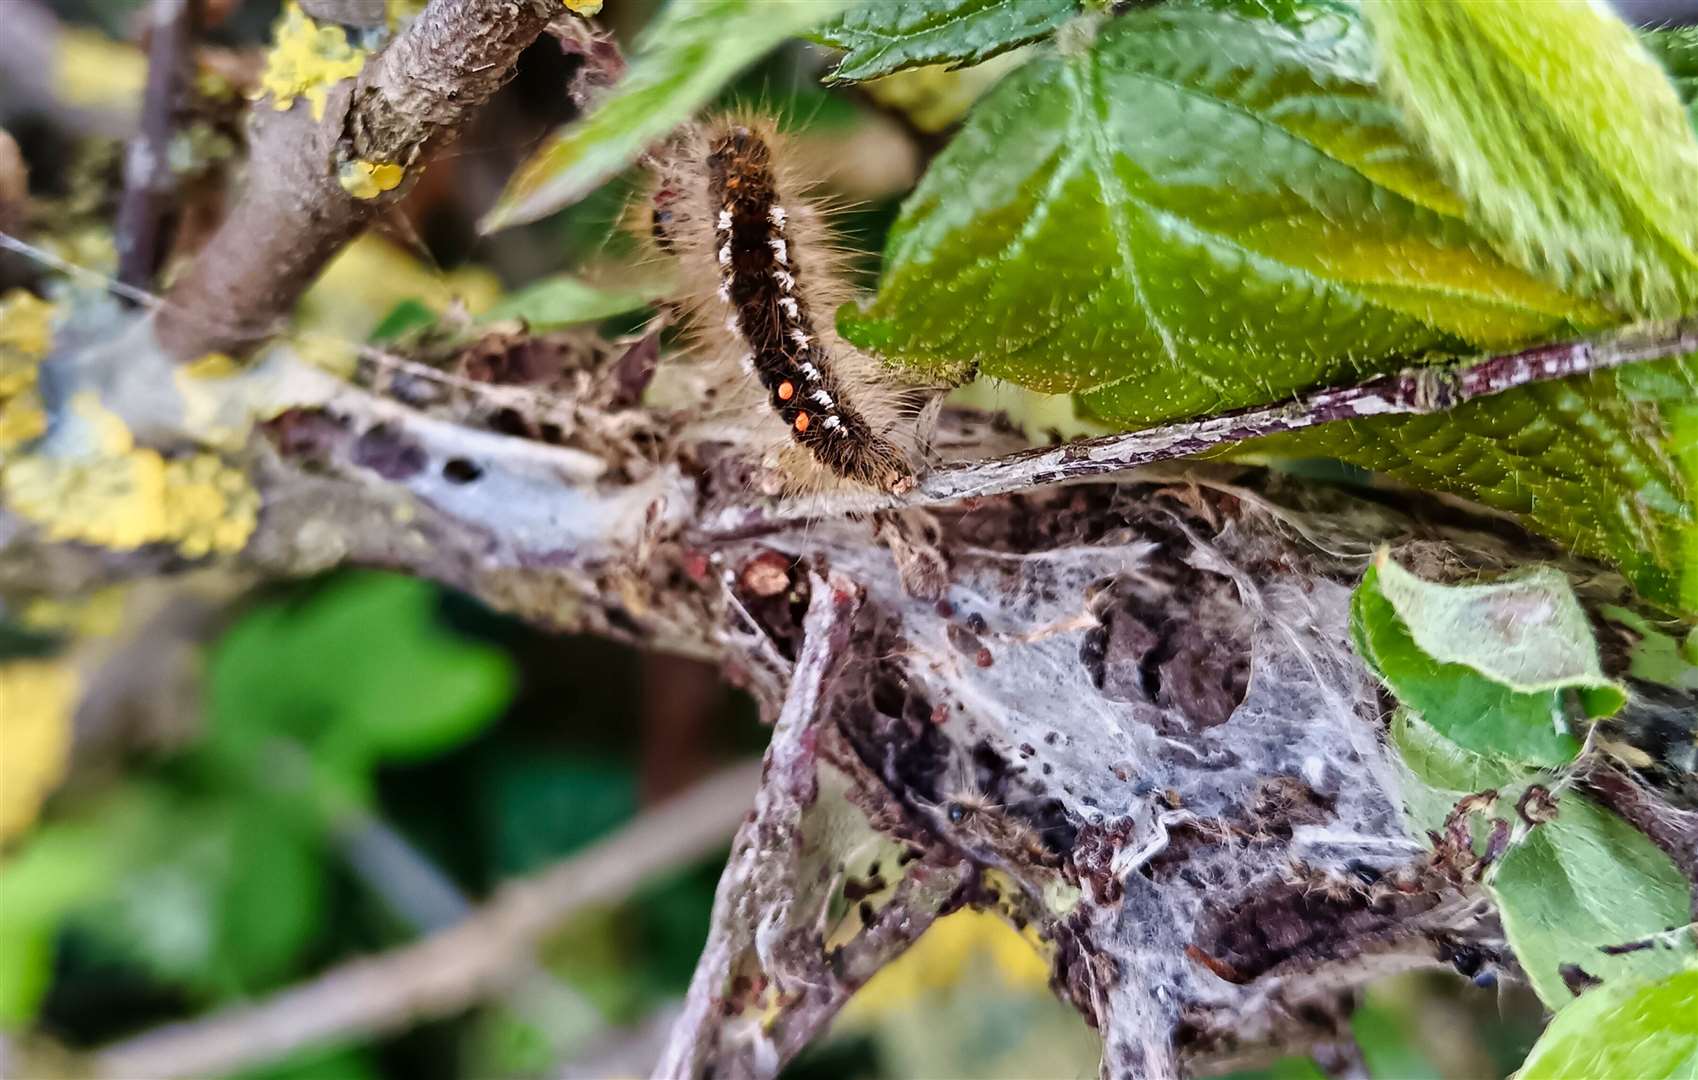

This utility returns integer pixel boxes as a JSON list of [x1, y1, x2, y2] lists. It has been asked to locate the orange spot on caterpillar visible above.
[[777, 380, 795, 401], [794, 412, 811, 433]]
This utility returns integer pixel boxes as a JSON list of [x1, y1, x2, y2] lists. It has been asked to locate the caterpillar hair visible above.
[[638, 116, 926, 495]]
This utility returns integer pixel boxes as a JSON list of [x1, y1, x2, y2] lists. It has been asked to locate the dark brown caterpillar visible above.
[[643, 118, 920, 494]]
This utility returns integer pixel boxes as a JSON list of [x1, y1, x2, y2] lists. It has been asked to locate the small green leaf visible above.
[[1517, 967, 1698, 1079], [1363, 0, 1698, 317], [1352, 558, 1622, 766], [1373, 557, 1624, 708], [1252, 351, 1698, 614], [482, 273, 671, 329], [1490, 795, 1695, 1009], [1600, 605, 1698, 691], [1351, 999, 1442, 1080], [845, 4, 1602, 408], [1643, 27, 1698, 131], [1385, 711, 1694, 1013], [368, 298, 437, 343], [483, 0, 850, 231], [815, 0, 1078, 83]]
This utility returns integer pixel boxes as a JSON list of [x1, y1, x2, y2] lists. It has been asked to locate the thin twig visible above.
[[91, 760, 761, 1080], [655, 575, 863, 1079], [695, 320, 1698, 539], [115, 0, 199, 292]]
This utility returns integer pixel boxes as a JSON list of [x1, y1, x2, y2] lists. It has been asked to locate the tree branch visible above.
[[698, 320, 1698, 538], [154, 0, 558, 361], [89, 761, 761, 1080], [115, 0, 200, 292]]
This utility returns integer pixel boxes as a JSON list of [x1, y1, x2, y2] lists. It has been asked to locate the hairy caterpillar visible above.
[[640, 116, 924, 494]]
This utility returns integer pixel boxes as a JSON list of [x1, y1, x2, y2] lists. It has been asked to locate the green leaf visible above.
[[1643, 27, 1698, 131], [1385, 711, 1695, 1013], [1600, 605, 1698, 691], [1363, 0, 1698, 318], [483, 0, 850, 232], [1351, 999, 1442, 1080], [815, 0, 1078, 83], [208, 574, 515, 786], [367, 298, 437, 343], [0, 821, 114, 1023], [481, 272, 672, 330], [1490, 795, 1695, 1009], [1386, 709, 1525, 837], [1372, 558, 1624, 708], [1517, 967, 1698, 1079], [1352, 558, 1622, 767], [844, 4, 1603, 408], [1252, 351, 1698, 614]]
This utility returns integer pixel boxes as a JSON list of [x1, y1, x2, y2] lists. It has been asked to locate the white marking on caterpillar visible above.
[[718, 243, 732, 266], [779, 297, 799, 318], [768, 205, 787, 227], [768, 239, 789, 264], [823, 415, 843, 432], [789, 328, 810, 347], [717, 282, 731, 304], [725, 314, 740, 333], [738, 353, 756, 374], [799, 362, 821, 380], [774, 269, 796, 292], [717, 209, 733, 232], [810, 390, 834, 408]]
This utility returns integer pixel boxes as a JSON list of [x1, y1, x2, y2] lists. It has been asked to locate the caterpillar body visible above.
[[642, 117, 921, 494]]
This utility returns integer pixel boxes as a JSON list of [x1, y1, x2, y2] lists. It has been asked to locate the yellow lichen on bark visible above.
[[0, 661, 78, 843], [0, 290, 54, 455], [259, 3, 369, 121], [0, 393, 259, 557], [338, 159, 406, 200]]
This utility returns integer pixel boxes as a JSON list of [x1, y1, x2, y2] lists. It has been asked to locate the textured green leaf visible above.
[[1352, 559, 1621, 767], [1364, 0, 1698, 317], [1250, 352, 1698, 613], [482, 273, 671, 330], [483, 0, 849, 231], [816, 0, 1077, 83], [1517, 968, 1698, 1079], [1490, 794, 1695, 1009], [844, 5, 1602, 410], [1644, 27, 1698, 131], [1387, 710, 1525, 836]]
